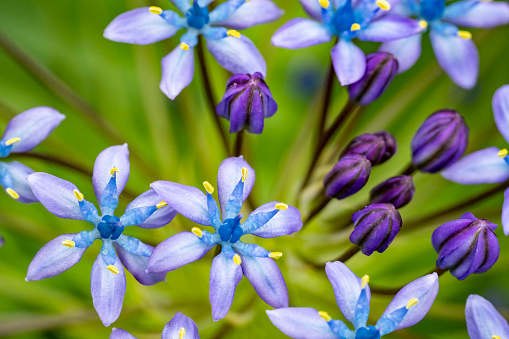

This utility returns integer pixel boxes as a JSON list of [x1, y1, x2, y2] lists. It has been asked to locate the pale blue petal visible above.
[[113, 242, 166, 286], [209, 0, 245, 23], [0, 161, 37, 203], [214, 0, 283, 30], [379, 34, 422, 73], [161, 312, 200, 339], [115, 235, 152, 257], [243, 202, 302, 238], [210, 250, 243, 321], [501, 188, 509, 236], [298, 0, 323, 21], [93, 144, 130, 207], [217, 156, 255, 218], [266, 308, 338, 339], [271, 18, 332, 49], [110, 328, 137, 339], [443, 1, 509, 28], [331, 39, 366, 86], [466, 294, 509, 339], [493, 85, 509, 144], [160, 46, 195, 100], [123, 189, 177, 228], [356, 15, 423, 42], [171, 0, 192, 13]]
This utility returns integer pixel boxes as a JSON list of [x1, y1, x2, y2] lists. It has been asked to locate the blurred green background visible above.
[[0, 0, 508, 338]]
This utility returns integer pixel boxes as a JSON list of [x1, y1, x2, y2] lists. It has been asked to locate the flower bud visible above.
[[348, 52, 398, 106], [324, 154, 371, 199], [432, 213, 499, 280], [411, 109, 469, 173], [342, 131, 397, 166], [0, 234, 4, 248], [370, 175, 415, 209], [350, 203, 402, 255], [216, 72, 277, 134]]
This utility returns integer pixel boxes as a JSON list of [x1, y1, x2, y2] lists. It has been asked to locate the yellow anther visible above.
[[419, 20, 428, 29], [73, 189, 84, 202], [149, 6, 163, 14], [457, 30, 472, 40], [107, 265, 119, 274], [156, 201, 168, 209], [318, 311, 332, 322], [492, 336, 501, 339], [377, 0, 391, 10], [179, 327, 186, 339], [192, 227, 203, 238], [180, 42, 190, 51], [319, 0, 330, 9], [203, 181, 215, 194], [499, 149, 508, 158], [6, 188, 19, 199], [233, 254, 242, 265], [110, 167, 119, 176], [275, 203, 288, 210], [269, 252, 283, 259], [361, 275, 370, 289], [227, 30, 241, 38], [5, 137, 20, 146], [406, 298, 419, 309], [350, 23, 361, 31], [62, 240, 75, 248], [241, 167, 248, 182]]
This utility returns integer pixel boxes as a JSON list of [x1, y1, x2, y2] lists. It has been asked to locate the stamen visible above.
[[5, 137, 20, 146], [269, 252, 283, 259], [192, 227, 203, 238], [318, 311, 332, 322], [241, 167, 248, 182], [110, 167, 119, 176], [203, 181, 215, 194], [376, 0, 391, 10], [73, 189, 84, 202], [350, 23, 361, 31], [62, 240, 76, 248], [107, 265, 119, 274], [419, 20, 428, 29], [227, 30, 241, 38], [180, 43, 190, 51], [361, 275, 370, 289], [406, 298, 419, 309], [319, 0, 329, 8], [275, 203, 288, 210], [498, 149, 508, 158], [6, 188, 19, 199], [156, 201, 168, 209], [492, 336, 501, 339], [457, 30, 472, 40], [233, 254, 242, 265], [179, 327, 186, 339], [149, 6, 163, 14]]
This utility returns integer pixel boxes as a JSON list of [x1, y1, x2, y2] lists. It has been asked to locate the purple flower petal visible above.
[[441, 147, 509, 184], [162, 312, 200, 339], [356, 15, 423, 42], [240, 255, 288, 308], [150, 181, 212, 226], [214, 0, 284, 30], [2, 107, 64, 153], [502, 188, 509, 236], [298, 0, 323, 21], [147, 232, 215, 273], [110, 328, 137, 339], [379, 34, 422, 73], [271, 18, 332, 49], [26, 234, 88, 281], [113, 242, 165, 286], [493, 85, 509, 144], [209, 251, 243, 321], [466, 294, 509, 339], [93, 144, 130, 207], [104, 8, 180, 45], [242, 202, 302, 238], [266, 308, 338, 339], [124, 189, 177, 228], [331, 39, 367, 86], [0, 161, 38, 203], [443, 1, 509, 29], [217, 156, 255, 217], [160, 46, 195, 100], [91, 254, 126, 327], [207, 35, 267, 76], [325, 261, 370, 325]]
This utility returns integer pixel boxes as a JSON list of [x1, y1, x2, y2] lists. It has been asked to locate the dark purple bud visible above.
[[350, 203, 402, 255], [432, 212, 499, 280], [342, 131, 397, 166], [324, 154, 371, 199], [0, 234, 4, 248], [348, 52, 399, 106], [370, 175, 415, 209], [411, 109, 469, 173], [216, 72, 277, 134]]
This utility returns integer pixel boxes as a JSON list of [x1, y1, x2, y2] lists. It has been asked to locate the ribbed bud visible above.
[[411, 109, 469, 173], [432, 212, 499, 280], [370, 175, 415, 209], [342, 131, 397, 166], [216, 72, 277, 134], [350, 203, 402, 255], [348, 52, 399, 106], [324, 154, 371, 199]]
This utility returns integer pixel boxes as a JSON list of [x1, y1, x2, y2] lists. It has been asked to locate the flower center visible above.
[[331, 0, 358, 34], [97, 215, 123, 240], [419, 0, 445, 21], [218, 215, 243, 244], [186, 0, 210, 29], [355, 326, 381, 339]]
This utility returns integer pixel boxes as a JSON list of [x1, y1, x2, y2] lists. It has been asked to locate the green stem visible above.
[[234, 129, 245, 157]]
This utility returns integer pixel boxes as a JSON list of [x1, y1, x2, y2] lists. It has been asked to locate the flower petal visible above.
[[266, 308, 338, 339], [240, 255, 288, 308], [207, 35, 267, 76], [113, 242, 165, 286], [465, 294, 509, 339], [356, 15, 423, 42], [331, 39, 366, 86], [147, 231, 215, 273], [160, 46, 195, 100], [298, 0, 323, 21], [123, 189, 177, 228], [209, 251, 243, 321], [0, 161, 37, 203], [198, 0, 214, 6], [150, 181, 212, 226], [443, 1, 509, 29], [110, 328, 137, 339], [26, 234, 88, 281], [271, 18, 331, 49], [493, 85, 509, 144], [171, 0, 192, 13], [441, 147, 509, 184], [93, 144, 130, 207], [242, 202, 302, 238], [161, 312, 200, 339], [214, 0, 284, 30], [91, 254, 126, 327], [2, 107, 64, 153], [325, 261, 370, 325], [217, 156, 255, 217], [501, 188, 509, 236], [379, 34, 422, 73]]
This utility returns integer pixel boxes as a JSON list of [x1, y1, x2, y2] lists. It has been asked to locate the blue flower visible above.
[[267, 261, 439, 339], [104, 0, 283, 99], [380, 0, 509, 89], [148, 156, 303, 321], [466, 295, 509, 339], [272, 0, 424, 85], [25, 145, 177, 327]]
